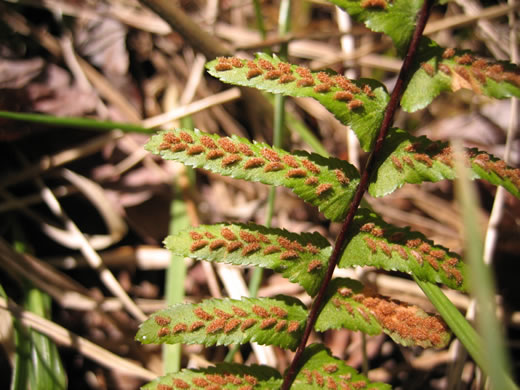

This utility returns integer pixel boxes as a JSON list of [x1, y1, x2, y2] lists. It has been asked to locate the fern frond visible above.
[[339, 209, 468, 291], [316, 278, 451, 349], [146, 128, 360, 221], [293, 344, 391, 389], [136, 296, 307, 350], [369, 129, 520, 199], [206, 54, 389, 151], [164, 223, 331, 296], [328, 0, 424, 55], [141, 363, 282, 390], [402, 38, 520, 112]]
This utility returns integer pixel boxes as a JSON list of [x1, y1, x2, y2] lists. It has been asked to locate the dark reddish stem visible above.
[[280, 1, 434, 388]]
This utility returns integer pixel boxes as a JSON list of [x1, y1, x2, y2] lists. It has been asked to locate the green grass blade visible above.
[[162, 116, 194, 373], [285, 110, 329, 157], [11, 324, 31, 390], [24, 286, 67, 390], [0, 110, 153, 133], [163, 182, 190, 373], [415, 278, 518, 389], [9, 228, 67, 390], [1, 285, 30, 390], [453, 142, 514, 390]]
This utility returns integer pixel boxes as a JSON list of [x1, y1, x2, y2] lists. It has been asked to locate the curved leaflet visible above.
[[338, 208, 468, 291], [206, 54, 389, 151], [402, 38, 520, 112], [369, 128, 520, 199]]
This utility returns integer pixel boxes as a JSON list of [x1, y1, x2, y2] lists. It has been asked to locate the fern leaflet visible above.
[[316, 278, 451, 349], [136, 296, 307, 350], [369, 128, 520, 199], [402, 38, 520, 112], [328, 0, 424, 55], [293, 344, 391, 389], [141, 363, 282, 390], [164, 223, 331, 297], [206, 53, 389, 151], [338, 208, 468, 291], [146, 128, 360, 221]]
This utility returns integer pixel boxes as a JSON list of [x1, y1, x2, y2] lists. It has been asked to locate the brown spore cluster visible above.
[[361, 0, 388, 9], [215, 57, 241, 72], [307, 259, 322, 272], [421, 62, 435, 77], [362, 293, 449, 347], [154, 316, 171, 326], [156, 383, 173, 390], [316, 183, 332, 196], [244, 157, 265, 169]]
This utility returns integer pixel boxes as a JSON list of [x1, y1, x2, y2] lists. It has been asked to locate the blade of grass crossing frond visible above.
[[164, 182, 190, 372], [225, 1, 291, 364], [253, 0, 267, 41], [163, 116, 195, 373], [285, 109, 329, 157], [414, 278, 517, 390], [254, 0, 290, 301], [413, 278, 483, 366], [453, 141, 514, 390]]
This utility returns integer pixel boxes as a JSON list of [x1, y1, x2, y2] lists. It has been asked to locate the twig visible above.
[[25, 168, 146, 322], [142, 88, 241, 128], [280, 1, 434, 388], [424, 2, 520, 35], [454, 0, 509, 59]]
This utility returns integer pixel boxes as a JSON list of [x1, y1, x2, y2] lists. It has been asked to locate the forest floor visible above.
[[0, 1, 519, 389]]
